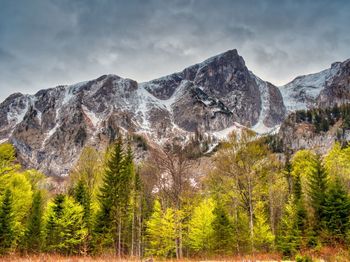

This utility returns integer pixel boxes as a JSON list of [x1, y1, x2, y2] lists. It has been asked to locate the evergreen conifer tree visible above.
[[307, 158, 328, 227], [322, 179, 350, 242], [94, 137, 133, 255], [0, 189, 14, 254], [253, 201, 275, 252], [74, 180, 91, 230], [211, 205, 233, 254], [45, 195, 87, 254], [277, 196, 302, 257], [45, 194, 65, 249], [23, 191, 43, 253]]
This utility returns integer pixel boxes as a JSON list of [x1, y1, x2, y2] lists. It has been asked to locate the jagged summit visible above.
[[279, 58, 350, 111], [1, 49, 349, 176]]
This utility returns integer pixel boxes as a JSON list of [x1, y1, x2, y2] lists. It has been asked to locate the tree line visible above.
[[1, 131, 350, 259]]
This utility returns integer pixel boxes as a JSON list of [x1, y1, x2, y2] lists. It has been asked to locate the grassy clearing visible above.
[[0, 247, 349, 262]]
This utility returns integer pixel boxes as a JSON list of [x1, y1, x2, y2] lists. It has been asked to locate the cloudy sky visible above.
[[0, 0, 349, 102]]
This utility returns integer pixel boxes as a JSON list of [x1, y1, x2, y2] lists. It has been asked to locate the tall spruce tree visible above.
[[45, 195, 87, 254], [211, 205, 233, 255], [130, 168, 143, 257], [252, 201, 275, 252], [23, 191, 43, 253], [74, 180, 91, 231], [74, 180, 91, 253], [293, 174, 307, 235], [94, 137, 133, 255], [322, 179, 350, 242], [45, 194, 65, 250], [307, 157, 328, 229], [277, 196, 302, 257], [0, 189, 14, 254]]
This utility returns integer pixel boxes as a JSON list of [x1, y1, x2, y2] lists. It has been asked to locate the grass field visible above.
[[0, 247, 349, 262]]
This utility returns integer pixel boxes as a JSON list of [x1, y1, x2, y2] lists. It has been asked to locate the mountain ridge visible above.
[[0, 49, 349, 176]]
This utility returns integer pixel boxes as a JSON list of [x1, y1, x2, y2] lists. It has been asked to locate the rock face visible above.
[[317, 59, 350, 107], [276, 59, 350, 153], [279, 59, 350, 112], [0, 49, 290, 176]]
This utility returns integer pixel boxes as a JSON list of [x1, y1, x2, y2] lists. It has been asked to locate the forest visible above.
[[1, 130, 350, 261]]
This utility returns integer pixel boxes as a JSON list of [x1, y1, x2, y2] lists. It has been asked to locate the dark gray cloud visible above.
[[0, 0, 349, 101]]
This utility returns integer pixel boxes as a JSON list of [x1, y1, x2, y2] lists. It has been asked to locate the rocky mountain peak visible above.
[[0, 49, 288, 176]]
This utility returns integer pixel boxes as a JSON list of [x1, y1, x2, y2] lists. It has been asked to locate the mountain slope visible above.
[[278, 59, 350, 112], [0, 49, 286, 176]]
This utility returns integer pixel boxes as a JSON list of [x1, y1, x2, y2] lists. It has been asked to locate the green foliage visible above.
[[324, 142, 350, 192], [0, 172, 33, 243], [0, 189, 14, 254], [253, 201, 275, 251], [188, 198, 215, 253], [211, 205, 233, 254], [295, 254, 313, 262], [45, 194, 87, 254], [145, 200, 176, 258], [22, 191, 43, 253], [0, 143, 20, 175], [307, 157, 328, 229], [263, 134, 284, 153], [289, 103, 350, 135], [93, 137, 134, 254], [277, 196, 302, 257], [74, 180, 91, 230], [132, 134, 148, 151], [322, 179, 350, 242]]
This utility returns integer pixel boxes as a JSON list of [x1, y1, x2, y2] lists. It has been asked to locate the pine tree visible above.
[[307, 158, 328, 228], [293, 174, 307, 234], [0, 189, 14, 254], [45, 194, 65, 250], [322, 179, 350, 243], [74, 180, 91, 230], [94, 137, 133, 255], [145, 200, 176, 258], [253, 201, 275, 252], [45, 195, 87, 254], [74, 180, 91, 253], [277, 196, 302, 257], [188, 198, 215, 253], [146, 199, 163, 257], [211, 205, 233, 254], [130, 169, 143, 257], [94, 137, 124, 252], [23, 191, 43, 253]]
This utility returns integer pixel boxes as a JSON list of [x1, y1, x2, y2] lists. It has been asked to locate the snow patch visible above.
[[82, 105, 100, 127], [0, 138, 8, 144], [250, 73, 274, 134], [7, 96, 31, 126], [212, 124, 240, 139], [279, 63, 341, 112]]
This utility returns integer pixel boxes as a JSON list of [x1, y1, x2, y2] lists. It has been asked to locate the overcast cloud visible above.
[[0, 0, 349, 102]]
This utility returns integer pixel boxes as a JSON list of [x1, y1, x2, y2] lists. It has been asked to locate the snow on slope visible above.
[[250, 73, 273, 134], [279, 63, 341, 111]]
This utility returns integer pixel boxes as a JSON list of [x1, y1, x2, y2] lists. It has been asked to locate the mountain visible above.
[[279, 58, 350, 111], [276, 58, 350, 153], [0, 49, 286, 176]]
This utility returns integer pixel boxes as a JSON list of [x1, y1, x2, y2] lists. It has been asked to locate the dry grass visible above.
[[0, 253, 282, 262], [0, 249, 349, 262]]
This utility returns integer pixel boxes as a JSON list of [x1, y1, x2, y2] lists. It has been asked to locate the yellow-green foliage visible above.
[[146, 200, 176, 258], [324, 142, 350, 188], [291, 150, 318, 179], [188, 198, 215, 252], [0, 143, 20, 175], [0, 173, 33, 241], [253, 201, 275, 251], [44, 196, 87, 254]]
